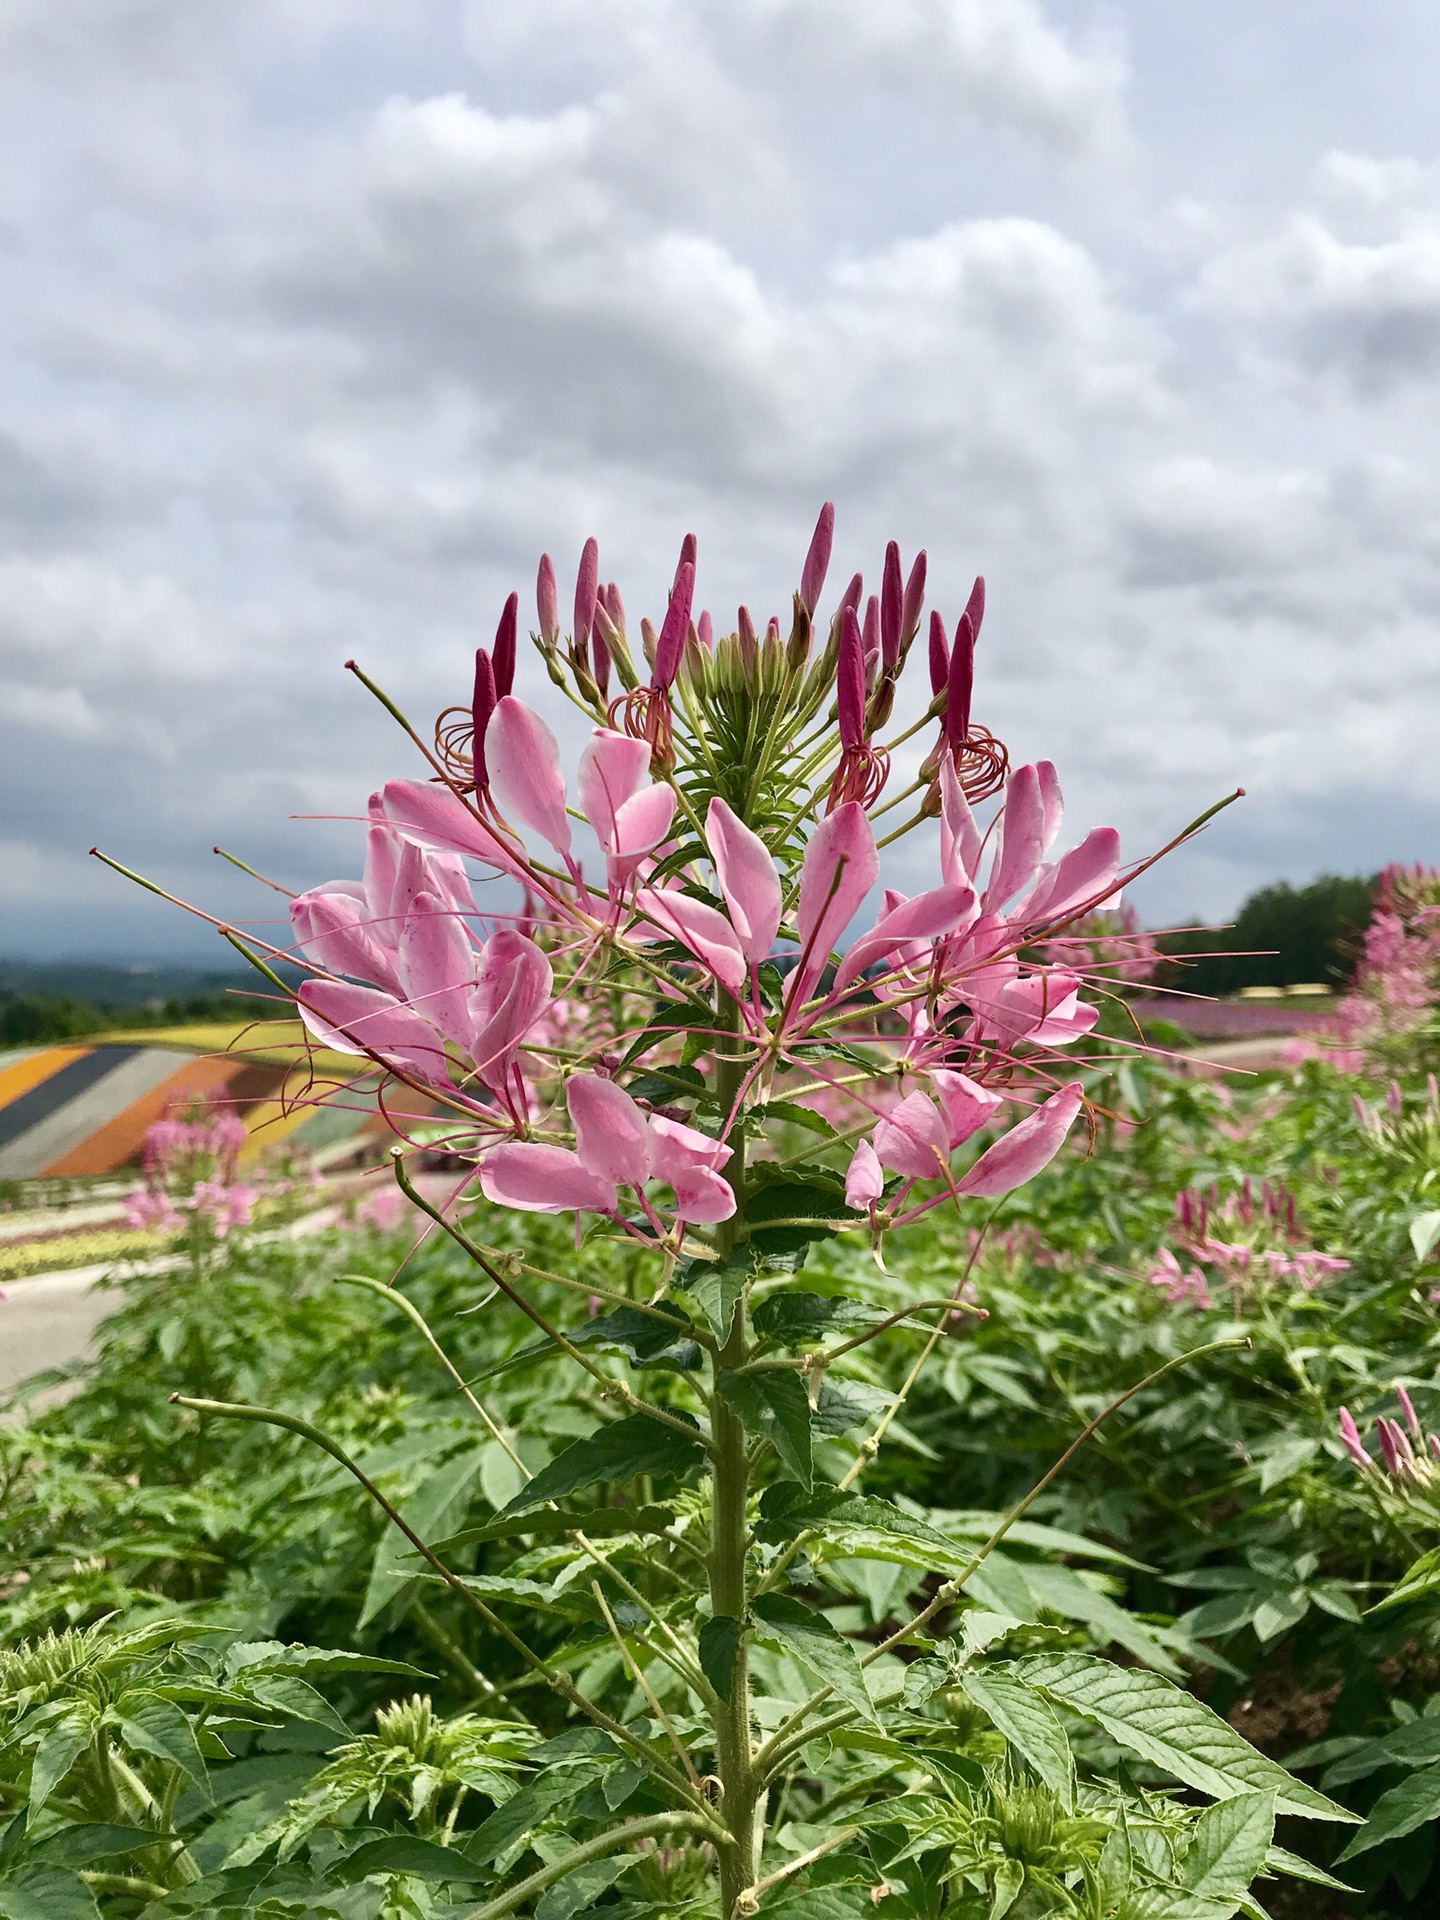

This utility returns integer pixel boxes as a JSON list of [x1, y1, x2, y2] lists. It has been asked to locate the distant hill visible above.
[[0, 959, 266, 1008]]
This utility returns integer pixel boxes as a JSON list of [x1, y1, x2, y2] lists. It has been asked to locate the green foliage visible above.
[[1159, 869, 1378, 994], [7, 1052, 1440, 1912]]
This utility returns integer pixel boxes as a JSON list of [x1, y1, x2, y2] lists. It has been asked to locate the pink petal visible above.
[[833, 883, 975, 994], [1037, 760, 1064, 855], [938, 756, 982, 886], [707, 798, 782, 966], [928, 1068, 1003, 1147], [298, 980, 451, 1086], [479, 1143, 616, 1214], [578, 728, 652, 853], [955, 1082, 1084, 1198], [647, 1113, 731, 1182], [610, 783, 678, 861], [636, 887, 748, 1000], [291, 891, 403, 997], [486, 697, 571, 857], [668, 1165, 737, 1224], [983, 764, 1046, 910], [873, 1092, 951, 1180], [396, 891, 479, 1050], [469, 930, 552, 1090], [845, 1137, 883, 1209], [794, 802, 879, 999], [1023, 827, 1121, 927], [382, 779, 528, 881], [567, 1074, 650, 1188]]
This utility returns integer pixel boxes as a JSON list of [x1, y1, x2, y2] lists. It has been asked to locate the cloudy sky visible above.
[[3, 0, 1439, 961]]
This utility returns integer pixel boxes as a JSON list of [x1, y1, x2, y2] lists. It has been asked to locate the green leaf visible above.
[[989, 1855, 1025, 1918], [1015, 1654, 1357, 1822], [1092, 1816, 1131, 1907], [1183, 1792, 1276, 1897], [467, 1765, 607, 1864], [678, 1256, 747, 1338], [756, 1485, 961, 1562], [224, 1642, 427, 1682], [437, 1502, 684, 1553], [624, 1063, 710, 1106], [535, 1854, 635, 1920], [28, 1824, 158, 1869], [718, 1370, 813, 1485], [1264, 1842, 1354, 1892], [744, 1174, 861, 1256], [699, 1615, 741, 1702], [1373, 1544, 1440, 1612], [500, 1414, 703, 1515], [1337, 1759, 1440, 1860], [335, 1833, 491, 1882], [27, 1724, 87, 1816], [359, 1446, 486, 1627], [1321, 1713, 1440, 1787], [755, 1099, 839, 1139], [962, 1667, 1075, 1809], [0, 1867, 99, 1920], [750, 1593, 876, 1725], [1410, 1209, 1440, 1262], [752, 1293, 884, 1346], [115, 1694, 209, 1794]]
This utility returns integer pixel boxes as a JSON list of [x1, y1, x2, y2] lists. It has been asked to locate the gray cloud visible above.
[[1, 1, 1438, 961]]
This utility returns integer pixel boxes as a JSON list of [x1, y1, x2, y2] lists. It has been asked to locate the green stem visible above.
[[467, 1813, 721, 1920], [709, 988, 761, 1918]]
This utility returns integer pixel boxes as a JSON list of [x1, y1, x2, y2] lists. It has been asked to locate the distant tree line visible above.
[[1156, 872, 1379, 996], [0, 991, 283, 1046]]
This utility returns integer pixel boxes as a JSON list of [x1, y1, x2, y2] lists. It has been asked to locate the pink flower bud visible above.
[[928, 608, 949, 696], [837, 607, 865, 751], [1338, 1406, 1372, 1469], [537, 553, 559, 645], [471, 648, 497, 787], [653, 560, 694, 690], [737, 604, 758, 671], [1398, 1384, 1421, 1436], [880, 541, 902, 672], [900, 550, 927, 653], [492, 591, 518, 698], [675, 532, 697, 588], [574, 536, 599, 650], [697, 609, 713, 649], [945, 610, 975, 747], [800, 501, 834, 616]]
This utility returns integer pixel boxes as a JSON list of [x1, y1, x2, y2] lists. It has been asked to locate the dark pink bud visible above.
[[492, 591, 518, 698], [963, 573, 985, 642], [901, 550, 927, 652], [654, 560, 694, 690], [862, 593, 880, 671], [697, 609, 713, 649], [945, 610, 975, 747], [675, 532, 697, 589], [928, 608, 949, 696], [603, 580, 626, 635], [800, 501, 834, 616], [591, 623, 611, 697], [574, 537, 599, 649], [766, 615, 781, 642], [1378, 1418, 1402, 1475], [537, 554, 559, 645], [1399, 1384, 1421, 1436], [838, 606, 865, 751], [839, 571, 863, 618], [880, 541, 902, 671], [471, 647, 497, 787]]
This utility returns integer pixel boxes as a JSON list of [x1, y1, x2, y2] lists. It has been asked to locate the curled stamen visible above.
[[953, 725, 1008, 805], [827, 743, 890, 813], [609, 685, 675, 774], [434, 706, 477, 790]]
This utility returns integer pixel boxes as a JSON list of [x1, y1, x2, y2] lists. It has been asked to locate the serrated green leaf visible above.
[[0, 1866, 99, 1920], [1264, 1842, 1354, 1892], [989, 1855, 1025, 1918], [750, 1593, 876, 1725], [699, 1615, 740, 1702], [755, 1100, 839, 1139], [500, 1414, 703, 1515], [678, 1257, 747, 1338], [718, 1369, 813, 1485], [1183, 1791, 1275, 1897], [535, 1853, 635, 1919], [1337, 1759, 1440, 1860], [467, 1765, 607, 1864], [27, 1824, 158, 1869], [1373, 1544, 1440, 1612], [963, 1667, 1075, 1809], [752, 1292, 884, 1346], [115, 1694, 209, 1794], [1016, 1654, 1356, 1822], [333, 1833, 491, 1882], [26, 1723, 86, 1816]]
